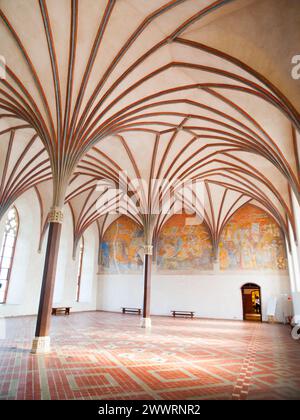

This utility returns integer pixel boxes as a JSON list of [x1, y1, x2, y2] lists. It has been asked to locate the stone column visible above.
[[140, 244, 153, 328], [31, 207, 63, 353]]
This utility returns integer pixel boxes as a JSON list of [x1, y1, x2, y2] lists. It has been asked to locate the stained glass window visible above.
[[0, 207, 19, 303]]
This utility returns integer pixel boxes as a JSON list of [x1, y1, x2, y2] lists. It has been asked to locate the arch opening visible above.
[[241, 283, 262, 322]]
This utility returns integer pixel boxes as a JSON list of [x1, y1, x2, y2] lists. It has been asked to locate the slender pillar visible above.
[[141, 244, 153, 328], [152, 241, 157, 264], [213, 257, 220, 273], [31, 207, 63, 353]]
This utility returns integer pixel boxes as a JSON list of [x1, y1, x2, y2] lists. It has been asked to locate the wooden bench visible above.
[[52, 307, 71, 315], [171, 310, 195, 319], [122, 307, 141, 315]]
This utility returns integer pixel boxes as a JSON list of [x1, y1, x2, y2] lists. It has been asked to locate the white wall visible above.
[[54, 215, 98, 313], [290, 192, 300, 322], [97, 269, 291, 322], [0, 189, 293, 322], [0, 190, 46, 316], [77, 224, 98, 307], [97, 274, 144, 311], [0, 191, 98, 317]]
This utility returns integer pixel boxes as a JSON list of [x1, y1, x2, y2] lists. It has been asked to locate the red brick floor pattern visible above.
[[0, 312, 299, 400]]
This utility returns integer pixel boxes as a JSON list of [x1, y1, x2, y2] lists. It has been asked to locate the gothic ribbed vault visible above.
[[0, 0, 299, 249]]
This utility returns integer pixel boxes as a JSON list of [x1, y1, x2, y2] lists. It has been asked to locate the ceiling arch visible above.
[[0, 0, 299, 248]]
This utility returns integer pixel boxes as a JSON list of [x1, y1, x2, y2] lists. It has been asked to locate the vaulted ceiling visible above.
[[0, 0, 299, 248]]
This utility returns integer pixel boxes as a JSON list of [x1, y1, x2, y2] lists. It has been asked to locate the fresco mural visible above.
[[99, 206, 287, 274], [100, 216, 144, 273], [157, 214, 213, 271], [219, 204, 287, 271]]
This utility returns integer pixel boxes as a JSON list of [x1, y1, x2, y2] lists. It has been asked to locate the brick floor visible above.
[[0, 312, 299, 400]]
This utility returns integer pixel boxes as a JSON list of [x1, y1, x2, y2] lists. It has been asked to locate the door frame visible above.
[[241, 283, 262, 322]]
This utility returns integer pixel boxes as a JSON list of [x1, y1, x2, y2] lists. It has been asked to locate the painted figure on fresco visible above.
[[219, 204, 287, 271], [100, 242, 110, 268], [100, 205, 287, 274], [100, 216, 144, 273], [157, 214, 214, 271]]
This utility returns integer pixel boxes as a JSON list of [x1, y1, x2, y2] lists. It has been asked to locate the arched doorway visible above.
[[241, 283, 262, 322]]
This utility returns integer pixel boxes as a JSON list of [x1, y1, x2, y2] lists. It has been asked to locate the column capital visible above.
[[144, 244, 153, 255], [48, 207, 63, 224]]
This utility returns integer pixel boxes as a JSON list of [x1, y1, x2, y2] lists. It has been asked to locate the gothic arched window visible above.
[[76, 236, 84, 302], [0, 207, 19, 304]]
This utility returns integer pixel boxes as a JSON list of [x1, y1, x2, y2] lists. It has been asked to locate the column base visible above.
[[213, 259, 220, 272], [268, 315, 276, 323], [31, 336, 51, 354], [140, 317, 151, 328]]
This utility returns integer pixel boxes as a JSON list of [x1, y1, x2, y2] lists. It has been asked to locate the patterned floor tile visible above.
[[0, 312, 299, 400]]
